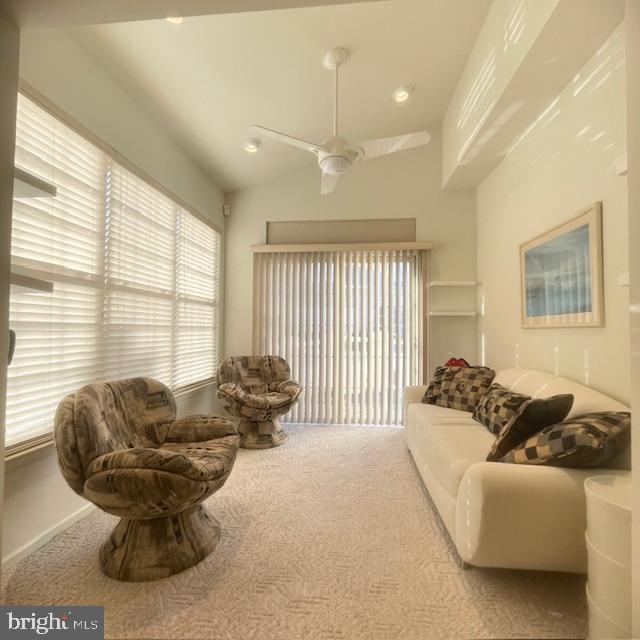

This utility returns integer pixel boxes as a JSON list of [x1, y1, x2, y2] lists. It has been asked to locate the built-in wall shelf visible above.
[[428, 281, 477, 287], [427, 270, 478, 375], [13, 167, 57, 199], [10, 271, 53, 294]]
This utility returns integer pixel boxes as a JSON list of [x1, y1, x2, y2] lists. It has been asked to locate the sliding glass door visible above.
[[253, 249, 426, 425]]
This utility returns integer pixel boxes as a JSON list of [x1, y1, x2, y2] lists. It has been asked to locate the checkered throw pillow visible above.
[[430, 366, 496, 413], [486, 393, 573, 461], [500, 411, 631, 468], [421, 366, 449, 404], [472, 384, 531, 435]]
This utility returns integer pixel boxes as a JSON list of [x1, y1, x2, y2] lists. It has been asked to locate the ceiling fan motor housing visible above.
[[318, 136, 359, 174]]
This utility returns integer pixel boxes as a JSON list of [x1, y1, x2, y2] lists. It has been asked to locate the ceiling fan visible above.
[[251, 48, 431, 195]]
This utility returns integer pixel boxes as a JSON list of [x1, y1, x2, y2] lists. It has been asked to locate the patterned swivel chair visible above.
[[54, 377, 239, 582], [216, 356, 302, 449]]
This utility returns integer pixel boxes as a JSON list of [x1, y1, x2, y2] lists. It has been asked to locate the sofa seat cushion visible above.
[[419, 423, 495, 495], [408, 402, 479, 428]]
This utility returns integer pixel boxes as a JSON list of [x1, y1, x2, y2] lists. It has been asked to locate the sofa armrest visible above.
[[403, 385, 428, 426], [454, 462, 628, 573]]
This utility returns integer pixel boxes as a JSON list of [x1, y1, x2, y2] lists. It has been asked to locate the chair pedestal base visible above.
[[99, 505, 220, 582], [238, 417, 288, 449]]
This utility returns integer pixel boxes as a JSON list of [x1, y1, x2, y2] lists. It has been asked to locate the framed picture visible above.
[[520, 203, 603, 328]]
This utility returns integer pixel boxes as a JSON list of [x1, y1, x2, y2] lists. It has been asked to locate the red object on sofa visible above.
[[444, 357, 470, 367]]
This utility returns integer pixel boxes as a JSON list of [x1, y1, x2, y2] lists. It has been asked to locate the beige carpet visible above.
[[2, 425, 586, 639]]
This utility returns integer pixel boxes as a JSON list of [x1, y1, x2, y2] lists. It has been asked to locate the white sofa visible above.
[[404, 368, 630, 573]]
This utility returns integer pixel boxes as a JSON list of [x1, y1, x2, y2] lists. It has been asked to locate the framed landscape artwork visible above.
[[520, 203, 603, 328]]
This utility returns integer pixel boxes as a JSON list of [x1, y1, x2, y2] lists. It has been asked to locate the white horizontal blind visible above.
[[105, 163, 176, 383], [175, 212, 221, 388], [253, 249, 425, 425], [7, 94, 221, 448], [7, 95, 106, 447]]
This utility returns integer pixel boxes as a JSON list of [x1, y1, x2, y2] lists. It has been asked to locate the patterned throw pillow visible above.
[[486, 394, 574, 461], [421, 366, 449, 405], [472, 384, 531, 435], [500, 411, 631, 468], [433, 366, 496, 413]]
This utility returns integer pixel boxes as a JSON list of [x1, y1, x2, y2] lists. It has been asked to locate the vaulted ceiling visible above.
[[64, 0, 491, 192]]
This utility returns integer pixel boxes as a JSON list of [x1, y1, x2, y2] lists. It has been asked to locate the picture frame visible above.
[[520, 202, 603, 328]]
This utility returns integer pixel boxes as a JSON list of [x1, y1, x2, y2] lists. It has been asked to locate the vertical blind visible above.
[[6, 94, 221, 449], [253, 249, 425, 425]]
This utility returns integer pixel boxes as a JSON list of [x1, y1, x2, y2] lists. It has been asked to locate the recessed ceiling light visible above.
[[393, 86, 412, 103], [243, 138, 262, 153], [166, 16, 184, 24]]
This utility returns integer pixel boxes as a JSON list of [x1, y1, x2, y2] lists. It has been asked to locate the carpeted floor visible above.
[[1, 425, 587, 639]]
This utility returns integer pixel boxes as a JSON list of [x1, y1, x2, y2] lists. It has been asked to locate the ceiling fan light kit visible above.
[[250, 47, 430, 195], [393, 86, 412, 103], [242, 138, 261, 153]]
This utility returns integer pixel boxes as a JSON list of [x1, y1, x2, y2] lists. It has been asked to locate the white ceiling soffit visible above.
[[442, 0, 625, 189], [61, 0, 491, 192], [0, 0, 382, 28]]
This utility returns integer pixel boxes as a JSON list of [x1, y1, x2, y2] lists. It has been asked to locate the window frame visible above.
[[6, 83, 223, 460]]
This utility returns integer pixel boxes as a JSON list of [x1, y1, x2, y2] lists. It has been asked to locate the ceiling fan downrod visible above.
[[323, 48, 348, 138]]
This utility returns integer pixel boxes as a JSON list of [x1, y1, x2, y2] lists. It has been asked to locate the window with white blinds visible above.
[[253, 249, 425, 425], [7, 94, 221, 450]]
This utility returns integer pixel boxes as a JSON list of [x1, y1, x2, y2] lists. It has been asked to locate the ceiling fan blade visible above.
[[321, 171, 339, 195], [357, 131, 431, 159], [251, 125, 325, 155]]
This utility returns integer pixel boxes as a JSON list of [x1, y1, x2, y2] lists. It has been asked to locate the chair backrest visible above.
[[217, 356, 291, 393], [54, 378, 176, 495]]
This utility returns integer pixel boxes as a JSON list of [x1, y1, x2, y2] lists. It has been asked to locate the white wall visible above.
[[2, 29, 226, 565], [625, 0, 640, 632], [0, 9, 20, 573], [476, 24, 629, 401], [225, 126, 477, 368], [18, 29, 225, 229]]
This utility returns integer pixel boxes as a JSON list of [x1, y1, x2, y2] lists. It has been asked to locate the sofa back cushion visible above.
[[493, 369, 628, 417]]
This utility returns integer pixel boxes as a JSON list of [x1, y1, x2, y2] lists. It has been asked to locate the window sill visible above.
[[4, 434, 55, 471]]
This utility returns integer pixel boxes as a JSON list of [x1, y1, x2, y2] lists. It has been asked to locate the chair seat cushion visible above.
[[164, 414, 237, 443], [87, 434, 239, 483], [218, 383, 292, 409], [161, 436, 239, 480]]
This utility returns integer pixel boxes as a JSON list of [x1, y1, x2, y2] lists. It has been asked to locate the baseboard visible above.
[[2, 503, 96, 570]]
